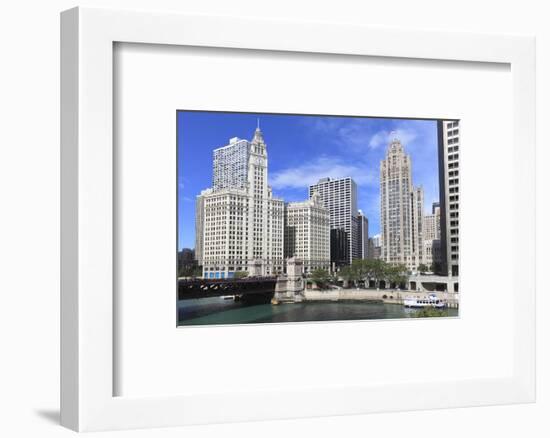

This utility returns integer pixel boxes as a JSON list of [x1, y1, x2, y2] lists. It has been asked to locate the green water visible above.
[[178, 297, 458, 326]]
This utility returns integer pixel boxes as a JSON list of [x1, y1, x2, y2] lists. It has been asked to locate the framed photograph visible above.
[[61, 7, 536, 432], [177, 110, 459, 327]]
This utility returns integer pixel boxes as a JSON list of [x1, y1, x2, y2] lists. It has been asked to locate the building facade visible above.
[[421, 202, 442, 268], [212, 137, 250, 191], [367, 235, 382, 260], [357, 210, 369, 259], [422, 239, 441, 269], [308, 177, 359, 266], [423, 203, 441, 241], [199, 126, 284, 278], [330, 229, 349, 266], [411, 186, 425, 267], [438, 120, 460, 277], [380, 137, 424, 271], [284, 192, 330, 274], [194, 188, 212, 266]]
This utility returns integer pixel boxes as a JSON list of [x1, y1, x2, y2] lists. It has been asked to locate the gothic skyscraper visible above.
[[380, 137, 424, 270]]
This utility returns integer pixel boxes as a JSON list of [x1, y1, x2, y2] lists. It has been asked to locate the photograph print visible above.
[[177, 111, 460, 326]]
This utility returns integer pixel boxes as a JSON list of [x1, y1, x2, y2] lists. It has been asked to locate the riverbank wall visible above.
[[303, 289, 459, 308]]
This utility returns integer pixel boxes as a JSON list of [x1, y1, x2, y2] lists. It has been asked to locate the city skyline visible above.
[[178, 111, 439, 251]]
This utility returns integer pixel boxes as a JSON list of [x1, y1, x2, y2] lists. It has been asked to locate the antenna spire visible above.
[[257, 117, 260, 130]]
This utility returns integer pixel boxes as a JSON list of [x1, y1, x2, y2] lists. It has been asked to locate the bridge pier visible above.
[[274, 258, 305, 303]]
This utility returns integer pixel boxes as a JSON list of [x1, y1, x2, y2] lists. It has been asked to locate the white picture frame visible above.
[[60, 6, 536, 432]]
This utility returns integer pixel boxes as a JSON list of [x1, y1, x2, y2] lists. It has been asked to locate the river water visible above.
[[177, 297, 459, 326]]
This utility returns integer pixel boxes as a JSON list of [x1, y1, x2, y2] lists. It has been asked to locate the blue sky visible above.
[[178, 111, 439, 250]]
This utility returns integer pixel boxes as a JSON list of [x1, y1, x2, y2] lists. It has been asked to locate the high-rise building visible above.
[[422, 202, 441, 268], [411, 186, 425, 267], [438, 120, 460, 277], [357, 210, 369, 259], [199, 125, 284, 278], [212, 137, 250, 191], [422, 239, 441, 269], [423, 203, 441, 241], [194, 188, 212, 266], [284, 192, 330, 273], [380, 137, 424, 271], [178, 248, 198, 277], [309, 177, 359, 266], [367, 235, 382, 260], [331, 229, 349, 266]]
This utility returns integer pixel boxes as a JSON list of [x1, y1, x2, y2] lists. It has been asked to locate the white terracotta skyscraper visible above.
[[199, 125, 284, 278], [380, 136, 424, 270]]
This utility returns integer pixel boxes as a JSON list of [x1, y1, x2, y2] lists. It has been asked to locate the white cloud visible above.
[[369, 128, 418, 150], [270, 156, 376, 190], [304, 117, 421, 153]]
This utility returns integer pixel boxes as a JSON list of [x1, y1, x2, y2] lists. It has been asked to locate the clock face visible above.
[[252, 156, 265, 166]]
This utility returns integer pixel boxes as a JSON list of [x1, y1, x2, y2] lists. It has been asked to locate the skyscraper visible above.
[[309, 177, 359, 266], [367, 235, 382, 260], [199, 125, 284, 278], [422, 203, 441, 268], [423, 203, 441, 242], [212, 137, 250, 191], [380, 137, 424, 271], [357, 210, 369, 259], [194, 188, 212, 266], [411, 186, 425, 267], [438, 120, 460, 277], [284, 192, 330, 273]]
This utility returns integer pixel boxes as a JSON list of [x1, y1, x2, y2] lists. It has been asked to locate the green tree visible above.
[[234, 271, 248, 279], [412, 307, 447, 318], [178, 264, 202, 278], [368, 259, 386, 283], [350, 259, 368, 280], [339, 265, 358, 288], [310, 268, 330, 289], [349, 259, 386, 287], [417, 264, 429, 273], [384, 263, 408, 288]]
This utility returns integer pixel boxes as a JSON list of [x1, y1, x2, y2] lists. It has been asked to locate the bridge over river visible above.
[[178, 277, 277, 300]]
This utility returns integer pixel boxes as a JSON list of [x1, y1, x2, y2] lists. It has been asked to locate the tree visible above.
[[178, 263, 202, 278], [310, 268, 330, 289], [418, 264, 429, 273], [412, 307, 447, 318], [350, 259, 386, 287], [384, 263, 408, 288], [234, 271, 248, 279], [339, 265, 358, 288], [351, 259, 368, 280], [368, 259, 386, 283]]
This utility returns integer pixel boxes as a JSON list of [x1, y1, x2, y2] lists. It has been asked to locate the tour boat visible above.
[[403, 294, 446, 308]]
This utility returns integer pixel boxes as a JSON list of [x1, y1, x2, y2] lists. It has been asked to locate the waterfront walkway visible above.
[[303, 288, 459, 308]]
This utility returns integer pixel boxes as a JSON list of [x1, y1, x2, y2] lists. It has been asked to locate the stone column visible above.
[[250, 259, 262, 277]]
